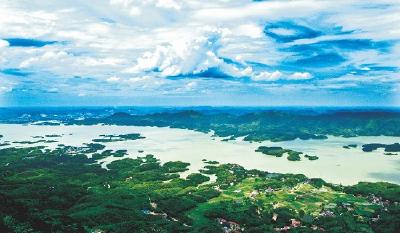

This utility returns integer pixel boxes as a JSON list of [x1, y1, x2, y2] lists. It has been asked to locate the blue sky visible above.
[[0, 0, 399, 106]]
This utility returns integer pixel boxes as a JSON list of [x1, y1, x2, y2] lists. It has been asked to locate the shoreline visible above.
[[0, 123, 399, 185]]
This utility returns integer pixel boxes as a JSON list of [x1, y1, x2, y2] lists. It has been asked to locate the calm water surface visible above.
[[0, 124, 399, 185]]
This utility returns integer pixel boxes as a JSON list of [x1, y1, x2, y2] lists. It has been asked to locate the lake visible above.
[[0, 124, 399, 185]]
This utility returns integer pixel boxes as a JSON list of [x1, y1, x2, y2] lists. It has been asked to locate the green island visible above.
[[255, 146, 318, 161], [343, 144, 357, 149], [384, 153, 398, 156], [92, 133, 145, 143], [12, 140, 58, 145], [0, 145, 399, 232], [221, 136, 236, 142], [203, 160, 220, 165], [304, 155, 319, 161], [362, 143, 400, 153], [45, 134, 62, 138]]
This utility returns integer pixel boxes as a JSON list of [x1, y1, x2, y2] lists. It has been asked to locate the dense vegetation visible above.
[[255, 146, 318, 161], [92, 133, 145, 143], [343, 144, 358, 149], [0, 108, 399, 231], [12, 140, 58, 145], [1, 145, 399, 232], [362, 143, 400, 153], [63, 110, 400, 142]]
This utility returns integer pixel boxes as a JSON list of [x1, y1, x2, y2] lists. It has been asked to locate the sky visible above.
[[0, 0, 399, 106]]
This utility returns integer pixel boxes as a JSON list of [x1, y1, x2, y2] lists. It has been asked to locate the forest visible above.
[[0, 144, 399, 232], [70, 109, 400, 142]]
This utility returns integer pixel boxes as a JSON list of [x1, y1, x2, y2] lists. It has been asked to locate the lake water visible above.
[[0, 124, 399, 185]]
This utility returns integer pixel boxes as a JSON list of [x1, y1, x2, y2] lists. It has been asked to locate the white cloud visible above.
[[0, 40, 9, 48], [106, 76, 121, 83], [0, 0, 399, 104], [251, 71, 282, 81], [0, 86, 12, 94], [251, 71, 313, 82], [155, 0, 181, 10], [17, 47, 126, 77], [175, 81, 198, 93], [233, 23, 264, 38], [127, 28, 252, 78], [289, 72, 313, 80], [268, 28, 297, 36], [0, 76, 15, 94]]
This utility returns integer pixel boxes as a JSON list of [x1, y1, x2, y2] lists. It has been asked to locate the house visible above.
[[312, 225, 325, 231], [371, 215, 380, 222], [272, 213, 278, 221], [150, 202, 157, 209], [249, 190, 259, 198], [319, 210, 335, 217], [214, 186, 222, 192], [290, 219, 301, 228], [274, 226, 291, 231], [217, 218, 242, 233], [265, 187, 274, 192]]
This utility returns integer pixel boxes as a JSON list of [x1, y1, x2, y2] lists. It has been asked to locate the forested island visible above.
[[362, 143, 400, 153], [255, 146, 318, 161], [92, 133, 145, 143]]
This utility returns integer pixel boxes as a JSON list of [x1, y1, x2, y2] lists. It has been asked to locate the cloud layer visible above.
[[0, 0, 399, 106]]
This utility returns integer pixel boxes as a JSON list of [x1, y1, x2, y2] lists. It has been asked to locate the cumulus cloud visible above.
[[128, 28, 253, 78], [251, 71, 313, 81], [17, 48, 126, 77], [233, 23, 264, 39], [0, 0, 399, 105], [288, 72, 313, 80], [251, 71, 282, 81]]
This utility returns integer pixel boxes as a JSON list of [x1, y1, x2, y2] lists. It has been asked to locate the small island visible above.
[[255, 146, 319, 161], [203, 160, 220, 165], [304, 154, 319, 160], [343, 144, 357, 149], [362, 143, 400, 153], [45, 134, 62, 138], [13, 139, 58, 144], [92, 133, 145, 143]]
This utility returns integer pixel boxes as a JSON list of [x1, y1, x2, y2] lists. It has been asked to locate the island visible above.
[[362, 143, 400, 153], [92, 133, 145, 143], [12, 139, 58, 144], [255, 146, 319, 161], [343, 144, 357, 149]]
